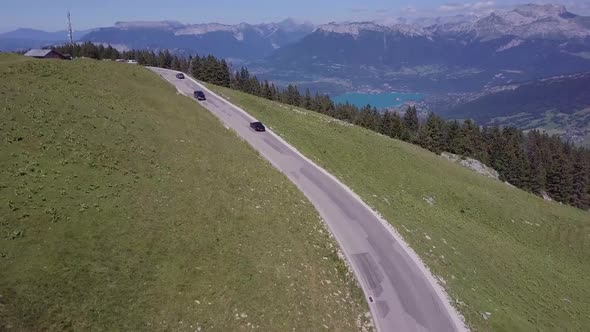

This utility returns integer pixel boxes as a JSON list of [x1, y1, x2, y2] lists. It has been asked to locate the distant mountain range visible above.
[[0, 28, 94, 51], [266, 4, 590, 94], [80, 19, 314, 60], [1, 28, 74, 41], [0, 19, 314, 60]]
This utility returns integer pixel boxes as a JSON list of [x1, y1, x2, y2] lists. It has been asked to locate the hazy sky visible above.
[[1, 0, 590, 32]]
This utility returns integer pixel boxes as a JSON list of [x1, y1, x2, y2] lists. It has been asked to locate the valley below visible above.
[[429, 71, 590, 146]]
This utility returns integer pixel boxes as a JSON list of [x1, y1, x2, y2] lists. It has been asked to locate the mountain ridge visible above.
[[265, 4, 590, 94], [0, 28, 95, 51], [80, 18, 314, 60], [313, 4, 590, 40]]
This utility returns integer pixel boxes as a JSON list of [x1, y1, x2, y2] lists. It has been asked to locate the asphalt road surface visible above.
[[151, 67, 466, 332]]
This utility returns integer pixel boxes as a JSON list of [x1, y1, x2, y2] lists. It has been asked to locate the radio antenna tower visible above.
[[67, 10, 74, 44]]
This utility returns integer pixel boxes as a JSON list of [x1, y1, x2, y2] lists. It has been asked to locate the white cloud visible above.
[[402, 6, 418, 14], [372, 6, 419, 25], [473, 1, 495, 9], [439, 1, 496, 13], [350, 7, 370, 13]]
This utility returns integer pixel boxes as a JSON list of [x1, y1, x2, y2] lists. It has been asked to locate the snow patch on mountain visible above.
[[253, 19, 312, 34], [496, 38, 524, 52], [175, 23, 249, 40], [413, 15, 478, 27], [318, 22, 387, 37], [261, 25, 280, 38], [388, 24, 431, 37], [172, 19, 314, 42], [175, 23, 236, 35], [114, 21, 183, 30], [318, 22, 430, 38]]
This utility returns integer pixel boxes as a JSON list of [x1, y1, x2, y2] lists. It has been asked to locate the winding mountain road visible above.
[[150, 67, 466, 332]]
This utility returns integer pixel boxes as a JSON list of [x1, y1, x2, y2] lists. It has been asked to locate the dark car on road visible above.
[[194, 91, 206, 100], [176, 73, 185, 79], [250, 121, 266, 132]]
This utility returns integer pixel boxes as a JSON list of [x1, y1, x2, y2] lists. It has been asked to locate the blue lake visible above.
[[332, 92, 425, 110]]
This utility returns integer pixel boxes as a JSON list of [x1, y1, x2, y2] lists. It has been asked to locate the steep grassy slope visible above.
[[209, 84, 590, 331], [0, 54, 370, 330]]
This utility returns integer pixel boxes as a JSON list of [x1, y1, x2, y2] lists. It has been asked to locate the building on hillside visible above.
[[24, 49, 68, 60]]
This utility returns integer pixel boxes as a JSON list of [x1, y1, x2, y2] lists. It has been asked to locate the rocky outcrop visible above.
[[441, 152, 500, 180]]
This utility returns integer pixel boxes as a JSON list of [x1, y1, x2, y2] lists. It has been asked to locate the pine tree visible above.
[[187, 55, 193, 74], [484, 126, 508, 180], [179, 57, 189, 73], [80, 42, 99, 59], [249, 76, 261, 96], [546, 150, 574, 203], [261, 81, 271, 100], [313, 92, 322, 112], [238, 67, 251, 92], [418, 113, 445, 154], [379, 111, 404, 139], [402, 106, 419, 142], [525, 130, 547, 193], [498, 128, 529, 188], [135, 50, 147, 65], [171, 56, 181, 71], [355, 105, 380, 131], [571, 148, 590, 208], [284, 85, 300, 106], [270, 83, 279, 101], [103, 45, 114, 60], [544, 139, 574, 203], [303, 89, 313, 110], [458, 120, 479, 158], [201, 55, 217, 82], [147, 51, 157, 66], [191, 56, 202, 80], [219, 59, 231, 87], [157, 50, 173, 69], [444, 120, 461, 154]]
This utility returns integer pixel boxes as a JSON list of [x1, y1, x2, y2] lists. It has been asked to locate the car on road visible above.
[[250, 121, 266, 132], [176, 73, 185, 79], [194, 91, 206, 100]]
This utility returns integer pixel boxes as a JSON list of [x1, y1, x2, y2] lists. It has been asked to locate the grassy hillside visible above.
[[208, 84, 590, 331], [0, 54, 370, 330]]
